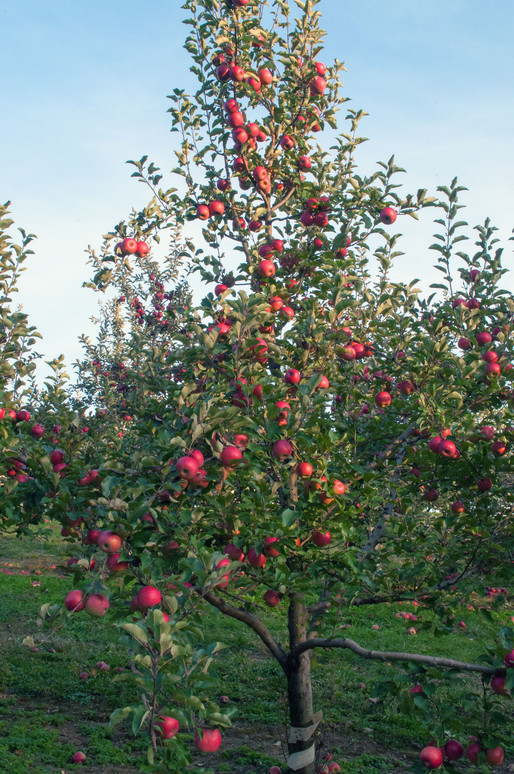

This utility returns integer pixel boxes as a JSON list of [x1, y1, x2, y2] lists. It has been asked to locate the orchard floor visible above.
[[0, 525, 512, 774]]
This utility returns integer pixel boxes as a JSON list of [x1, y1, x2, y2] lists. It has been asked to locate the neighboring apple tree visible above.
[[24, 0, 514, 772]]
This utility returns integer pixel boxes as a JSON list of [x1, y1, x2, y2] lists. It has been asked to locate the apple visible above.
[[298, 155, 312, 171], [209, 200, 225, 217], [272, 440, 292, 459], [375, 391, 391, 408], [85, 593, 110, 617], [257, 259, 276, 278], [379, 207, 397, 225], [332, 479, 345, 495], [328, 764, 340, 774], [490, 675, 509, 695], [189, 449, 205, 467], [465, 741, 480, 763], [65, 590, 85, 612], [215, 284, 228, 295], [397, 380, 415, 395], [157, 716, 179, 739], [232, 127, 249, 145], [444, 739, 463, 760], [50, 450, 65, 467], [216, 63, 231, 81], [194, 727, 222, 752], [419, 745, 443, 769], [106, 553, 130, 573], [503, 649, 514, 666], [485, 362, 501, 376], [137, 586, 162, 609], [220, 446, 243, 467], [476, 331, 492, 346], [458, 337, 471, 350], [121, 237, 138, 254], [16, 409, 31, 422], [225, 543, 245, 562], [176, 455, 199, 480], [135, 240, 149, 257], [285, 368, 301, 384], [247, 548, 267, 568], [97, 531, 122, 554], [96, 660, 110, 670], [259, 68, 273, 84], [297, 462, 313, 477], [424, 488, 439, 502], [269, 296, 284, 311], [228, 111, 245, 128], [492, 440, 507, 455], [315, 61, 326, 75], [451, 500, 465, 513], [477, 477, 492, 492], [467, 297, 480, 309], [312, 531, 331, 547], [197, 204, 210, 220], [486, 747, 504, 766], [72, 751, 86, 764], [438, 439, 457, 458], [234, 434, 248, 448], [263, 589, 280, 607], [410, 685, 423, 695], [31, 423, 44, 438], [309, 75, 326, 95], [280, 135, 295, 150]]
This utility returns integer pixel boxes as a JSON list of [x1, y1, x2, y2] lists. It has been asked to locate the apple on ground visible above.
[[194, 727, 222, 752]]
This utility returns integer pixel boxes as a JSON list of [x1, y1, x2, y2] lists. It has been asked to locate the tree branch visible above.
[[292, 637, 503, 675], [202, 590, 288, 670]]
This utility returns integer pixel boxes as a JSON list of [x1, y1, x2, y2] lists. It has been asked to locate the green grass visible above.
[[0, 525, 511, 773]]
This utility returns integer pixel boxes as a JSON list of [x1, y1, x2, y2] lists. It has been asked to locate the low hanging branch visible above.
[[202, 589, 288, 669], [292, 637, 503, 676]]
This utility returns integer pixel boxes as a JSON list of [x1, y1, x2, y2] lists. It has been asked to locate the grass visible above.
[[0, 526, 512, 773]]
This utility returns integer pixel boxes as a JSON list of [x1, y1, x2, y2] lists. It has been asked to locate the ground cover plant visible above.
[[0, 0, 512, 772]]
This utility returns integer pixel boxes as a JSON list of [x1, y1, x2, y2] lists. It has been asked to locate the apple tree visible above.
[[34, 0, 514, 771]]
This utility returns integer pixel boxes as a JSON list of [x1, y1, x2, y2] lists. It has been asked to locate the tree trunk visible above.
[[286, 593, 318, 774]]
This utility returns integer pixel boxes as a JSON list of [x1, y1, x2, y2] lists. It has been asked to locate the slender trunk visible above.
[[286, 593, 317, 774]]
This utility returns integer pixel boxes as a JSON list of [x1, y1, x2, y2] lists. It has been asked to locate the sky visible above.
[[2, 0, 513, 379]]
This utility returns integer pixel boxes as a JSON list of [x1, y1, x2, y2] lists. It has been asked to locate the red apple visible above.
[[72, 751, 86, 764], [247, 548, 266, 568], [97, 531, 122, 554], [135, 240, 149, 257], [466, 741, 480, 763], [257, 259, 276, 278], [197, 204, 210, 220], [259, 68, 273, 85], [220, 446, 243, 467], [312, 531, 331, 547], [272, 440, 292, 459], [379, 207, 397, 225], [85, 593, 110, 617], [419, 745, 443, 769], [224, 543, 245, 562], [297, 462, 313, 477], [65, 590, 85, 612], [375, 391, 391, 408], [106, 553, 130, 573], [263, 589, 280, 607], [444, 739, 463, 760], [280, 135, 295, 150], [490, 675, 509, 695], [137, 586, 162, 609], [175, 455, 199, 480], [209, 200, 225, 217], [486, 747, 504, 766], [121, 237, 138, 254], [157, 716, 179, 739], [285, 368, 301, 385], [309, 75, 326, 95], [194, 728, 221, 752]]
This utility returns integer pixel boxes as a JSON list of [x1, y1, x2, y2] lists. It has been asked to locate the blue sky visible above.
[[3, 0, 513, 375]]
